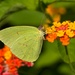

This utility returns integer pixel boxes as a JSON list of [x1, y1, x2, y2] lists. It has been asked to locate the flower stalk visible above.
[[65, 46, 75, 75]]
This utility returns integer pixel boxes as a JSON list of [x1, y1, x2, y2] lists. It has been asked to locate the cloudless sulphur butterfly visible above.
[[0, 26, 44, 62]]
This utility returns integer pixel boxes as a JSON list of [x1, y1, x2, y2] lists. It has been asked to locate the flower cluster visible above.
[[46, 4, 66, 22], [0, 45, 34, 75], [45, 21, 75, 45]]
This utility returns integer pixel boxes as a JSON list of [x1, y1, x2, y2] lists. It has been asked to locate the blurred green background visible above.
[[0, 0, 75, 75]]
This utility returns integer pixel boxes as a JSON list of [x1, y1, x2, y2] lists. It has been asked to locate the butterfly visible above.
[[0, 26, 44, 62]]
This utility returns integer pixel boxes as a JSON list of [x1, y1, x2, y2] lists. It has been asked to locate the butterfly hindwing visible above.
[[0, 26, 44, 62]]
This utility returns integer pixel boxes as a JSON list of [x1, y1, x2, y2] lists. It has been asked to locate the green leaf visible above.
[[58, 64, 71, 75], [21, 0, 38, 10], [61, 8, 75, 22], [68, 38, 75, 63], [43, 0, 75, 8], [7, 0, 38, 10], [43, 0, 55, 3], [57, 40, 69, 63], [35, 40, 60, 68], [58, 38, 75, 63], [54, 2, 75, 8], [0, 0, 38, 19], [7, 10, 46, 27], [0, 26, 44, 62]]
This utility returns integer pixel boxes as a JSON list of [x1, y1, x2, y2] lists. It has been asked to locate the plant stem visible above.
[[65, 46, 75, 75]]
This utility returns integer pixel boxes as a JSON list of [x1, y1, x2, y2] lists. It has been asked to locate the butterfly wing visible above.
[[0, 26, 44, 62]]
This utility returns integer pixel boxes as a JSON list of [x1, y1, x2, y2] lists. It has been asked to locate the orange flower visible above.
[[4, 51, 12, 60], [56, 24, 68, 31], [56, 30, 64, 37], [46, 32, 57, 43], [6, 59, 13, 66], [0, 65, 4, 73], [0, 44, 33, 75], [46, 5, 66, 22], [0, 57, 4, 63], [46, 5, 54, 16], [9, 66, 17, 73], [45, 27, 52, 34], [2, 45, 10, 53], [0, 50, 4, 57], [13, 58, 22, 68], [58, 7, 66, 14], [60, 35, 70, 45], [45, 21, 75, 46], [53, 14, 61, 22]]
